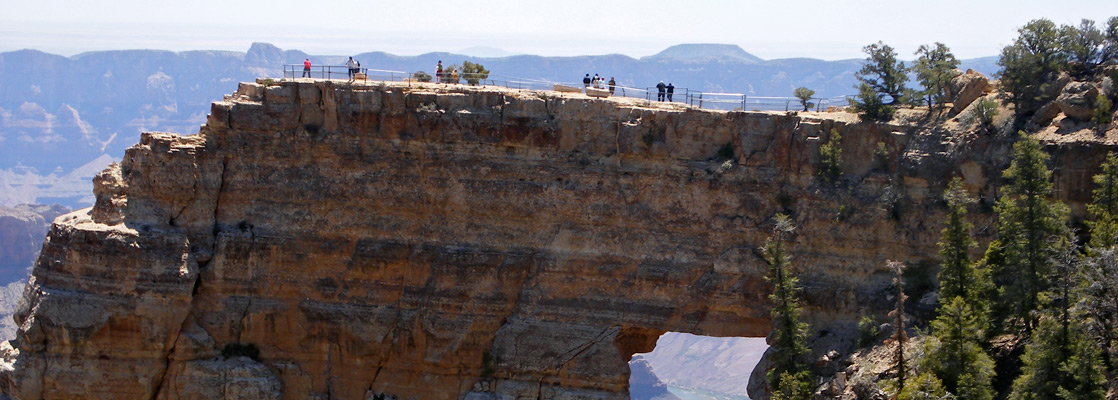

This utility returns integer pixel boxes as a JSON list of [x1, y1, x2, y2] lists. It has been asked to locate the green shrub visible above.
[[873, 142, 889, 172], [819, 129, 843, 183], [461, 61, 490, 85], [412, 71, 432, 83], [1095, 93, 1113, 127], [966, 97, 999, 131], [858, 315, 881, 348], [849, 83, 896, 122]]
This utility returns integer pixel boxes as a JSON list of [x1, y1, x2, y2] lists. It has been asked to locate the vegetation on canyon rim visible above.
[[766, 16, 1118, 400]]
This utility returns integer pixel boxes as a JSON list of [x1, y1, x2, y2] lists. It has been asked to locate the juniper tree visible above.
[[763, 214, 812, 399], [793, 87, 815, 112], [985, 132, 1069, 333], [1059, 19, 1106, 76], [850, 83, 895, 122], [857, 41, 909, 105], [461, 61, 490, 85], [998, 19, 1066, 121], [912, 43, 960, 109]]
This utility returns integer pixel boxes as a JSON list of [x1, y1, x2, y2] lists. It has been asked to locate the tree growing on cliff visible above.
[[849, 83, 895, 122], [998, 19, 1065, 121], [916, 179, 997, 399], [911, 43, 960, 110], [1088, 153, 1118, 250], [793, 87, 815, 112], [921, 296, 997, 400], [856, 41, 909, 105], [986, 132, 1069, 334], [763, 214, 812, 399], [887, 261, 911, 393], [1059, 19, 1106, 77], [938, 178, 989, 306], [818, 129, 843, 184], [461, 61, 490, 85]]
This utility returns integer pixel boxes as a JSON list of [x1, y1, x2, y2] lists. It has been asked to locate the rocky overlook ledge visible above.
[[0, 79, 1115, 400]]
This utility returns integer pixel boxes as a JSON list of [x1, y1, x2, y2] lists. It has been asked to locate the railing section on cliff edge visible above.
[[282, 64, 851, 112]]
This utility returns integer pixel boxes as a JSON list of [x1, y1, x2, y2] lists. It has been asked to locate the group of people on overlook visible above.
[[300, 57, 363, 81], [583, 74, 617, 95], [299, 58, 680, 102], [434, 60, 460, 84]]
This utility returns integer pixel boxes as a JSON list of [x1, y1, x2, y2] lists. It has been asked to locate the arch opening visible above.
[[628, 332, 767, 400]]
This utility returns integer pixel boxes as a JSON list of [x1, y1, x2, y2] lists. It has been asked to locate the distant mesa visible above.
[[642, 43, 764, 64]]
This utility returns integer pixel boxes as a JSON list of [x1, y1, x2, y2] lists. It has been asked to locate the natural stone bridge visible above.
[[0, 80, 1110, 399]]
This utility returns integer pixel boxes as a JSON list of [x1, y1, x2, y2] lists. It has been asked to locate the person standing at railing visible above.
[[451, 68, 459, 84], [302, 59, 312, 78], [346, 57, 358, 79], [436, 60, 443, 83], [608, 77, 616, 95], [656, 81, 666, 102], [583, 74, 591, 88], [667, 83, 675, 102]]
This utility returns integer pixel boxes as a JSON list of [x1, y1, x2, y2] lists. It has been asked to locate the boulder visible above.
[[1056, 81, 1100, 121], [1031, 101, 1062, 127], [948, 70, 990, 115]]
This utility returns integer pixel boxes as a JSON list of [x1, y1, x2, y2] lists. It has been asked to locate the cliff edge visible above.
[[1, 79, 1115, 400]]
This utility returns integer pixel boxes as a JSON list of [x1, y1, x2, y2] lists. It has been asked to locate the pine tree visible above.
[[1079, 247, 1118, 374], [987, 132, 1069, 333], [1009, 318, 1106, 400], [938, 178, 989, 304], [1087, 152, 1118, 250], [887, 261, 910, 393], [921, 297, 996, 400], [896, 372, 948, 400], [763, 214, 812, 399], [1010, 235, 1106, 400]]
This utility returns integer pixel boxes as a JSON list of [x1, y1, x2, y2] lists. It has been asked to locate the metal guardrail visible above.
[[282, 64, 852, 112]]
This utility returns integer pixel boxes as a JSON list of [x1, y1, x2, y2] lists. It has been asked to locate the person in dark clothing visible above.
[[583, 74, 591, 87], [666, 83, 675, 102], [656, 81, 666, 101], [608, 77, 616, 95]]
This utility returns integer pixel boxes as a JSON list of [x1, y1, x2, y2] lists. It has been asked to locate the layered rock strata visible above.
[[2, 80, 1115, 400]]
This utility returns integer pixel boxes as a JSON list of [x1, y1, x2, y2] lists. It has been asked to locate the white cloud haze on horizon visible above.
[[3, 0, 1118, 60]]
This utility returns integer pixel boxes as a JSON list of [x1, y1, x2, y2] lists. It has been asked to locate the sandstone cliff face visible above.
[[2, 80, 1115, 400]]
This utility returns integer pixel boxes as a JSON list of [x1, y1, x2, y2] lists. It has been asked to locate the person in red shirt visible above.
[[302, 59, 311, 78]]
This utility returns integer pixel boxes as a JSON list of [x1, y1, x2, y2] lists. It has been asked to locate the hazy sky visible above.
[[3, 0, 1118, 60]]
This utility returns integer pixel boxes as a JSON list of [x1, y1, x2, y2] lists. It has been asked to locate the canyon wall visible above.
[[1, 80, 1113, 400]]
